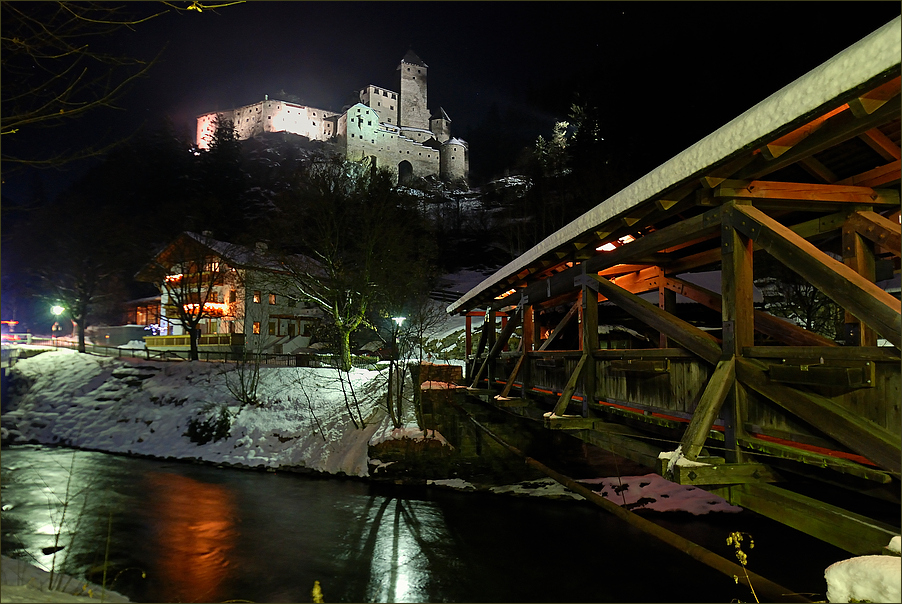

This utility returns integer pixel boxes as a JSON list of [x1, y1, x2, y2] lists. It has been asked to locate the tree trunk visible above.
[[338, 328, 353, 372], [189, 327, 200, 361], [75, 319, 86, 353]]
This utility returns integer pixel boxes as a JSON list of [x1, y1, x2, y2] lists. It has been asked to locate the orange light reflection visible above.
[[146, 472, 237, 603]]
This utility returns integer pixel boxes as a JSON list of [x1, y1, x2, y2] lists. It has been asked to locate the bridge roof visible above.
[[448, 17, 901, 315]]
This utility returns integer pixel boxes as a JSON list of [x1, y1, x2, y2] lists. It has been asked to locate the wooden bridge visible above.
[[447, 18, 900, 555]]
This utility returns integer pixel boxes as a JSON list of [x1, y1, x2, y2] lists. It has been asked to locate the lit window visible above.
[[253, 291, 261, 303], [252, 321, 260, 334], [269, 293, 276, 305]]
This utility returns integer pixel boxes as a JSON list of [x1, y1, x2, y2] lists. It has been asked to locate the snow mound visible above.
[[825, 555, 901, 603]]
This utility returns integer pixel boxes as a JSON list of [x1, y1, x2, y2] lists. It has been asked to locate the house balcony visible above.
[[144, 333, 245, 351]]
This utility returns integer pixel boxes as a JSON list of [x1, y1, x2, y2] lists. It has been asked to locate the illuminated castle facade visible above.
[[196, 51, 469, 185]]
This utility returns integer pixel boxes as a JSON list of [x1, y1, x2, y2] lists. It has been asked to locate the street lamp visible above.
[[51, 305, 65, 316]]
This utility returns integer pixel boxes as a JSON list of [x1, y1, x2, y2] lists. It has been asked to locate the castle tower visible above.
[[430, 107, 452, 143], [397, 50, 430, 130]]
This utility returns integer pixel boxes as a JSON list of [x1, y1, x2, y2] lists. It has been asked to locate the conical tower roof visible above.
[[401, 49, 427, 68]]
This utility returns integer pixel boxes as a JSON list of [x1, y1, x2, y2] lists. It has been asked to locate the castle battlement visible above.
[[196, 52, 468, 185]]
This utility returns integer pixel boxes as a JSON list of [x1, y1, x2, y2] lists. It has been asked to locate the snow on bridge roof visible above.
[[448, 16, 901, 315]]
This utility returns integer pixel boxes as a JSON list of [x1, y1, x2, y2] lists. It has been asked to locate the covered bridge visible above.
[[447, 18, 901, 554]]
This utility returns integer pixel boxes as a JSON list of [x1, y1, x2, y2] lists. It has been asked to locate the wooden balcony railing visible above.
[[144, 333, 246, 348]]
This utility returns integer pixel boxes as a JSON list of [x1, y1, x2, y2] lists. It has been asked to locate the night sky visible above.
[[3, 1, 900, 202]]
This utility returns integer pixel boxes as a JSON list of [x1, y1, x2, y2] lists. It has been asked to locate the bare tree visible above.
[[1, 1, 240, 171], [271, 156, 432, 372]]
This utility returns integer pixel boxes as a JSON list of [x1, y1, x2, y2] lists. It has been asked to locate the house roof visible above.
[[448, 16, 901, 315], [135, 232, 299, 282]]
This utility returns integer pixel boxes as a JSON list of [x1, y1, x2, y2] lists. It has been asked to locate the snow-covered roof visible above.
[[448, 16, 901, 315]]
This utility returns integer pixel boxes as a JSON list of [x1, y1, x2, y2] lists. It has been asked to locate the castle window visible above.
[[391, 94, 396, 99], [313, 122, 316, 126], [390, 106, 394, 110], [269, 294, 276, 305], [367, 121, 371, 126], [382, 91, 387, 97], [268, 116, 271, 119], [252, 321, 260, 334]]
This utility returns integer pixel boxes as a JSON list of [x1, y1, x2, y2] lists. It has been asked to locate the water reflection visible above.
[[335, 493, 464, 603], [145, 472, 237, 603]]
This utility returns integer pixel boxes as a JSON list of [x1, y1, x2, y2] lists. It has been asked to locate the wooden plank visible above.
[[609, 359, 670, 374], [740, 435, 893, 484], [761, 105, 849, 160], [670, 462, 781, 486], [844, 210, 902, 257], [582, 283, 599, 410], [574, 424, 665, 470], [589, 274, 722, 365], [680, 357, 736, 461], [842, 227, 878, 347], [799, 157, 838, 183], [726, 482, 900, 556], [744, 346, 900, 362], [767, 362, 875, 388], [735, 356, 901, 474], [730, 204, 901, 348]]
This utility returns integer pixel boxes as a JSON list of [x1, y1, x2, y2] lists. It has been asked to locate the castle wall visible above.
[[359, 85, 399, 125], [197, 100, 337, 149], [196, 53, 467, 186]]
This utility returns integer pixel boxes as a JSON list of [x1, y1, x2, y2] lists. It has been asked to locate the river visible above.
[[1, 444, 850, 603]]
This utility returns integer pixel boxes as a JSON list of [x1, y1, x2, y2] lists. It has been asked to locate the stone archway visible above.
[[398, 160, 413, 185]]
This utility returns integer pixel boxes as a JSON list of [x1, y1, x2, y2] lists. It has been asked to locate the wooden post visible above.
[[658, 267, 677, 348], [721, 203, 755, 463], [465, 313, 473, 358], [581, 285, 599, 416], [842, 224, 878, 346], [521, 303, 534, 398], [487, 308, 497, 386]]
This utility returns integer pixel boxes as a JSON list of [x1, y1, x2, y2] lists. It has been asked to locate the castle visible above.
[[196, 51, 469, 185]]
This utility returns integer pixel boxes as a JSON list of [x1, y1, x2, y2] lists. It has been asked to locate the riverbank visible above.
[[3, 347, 900, 603]]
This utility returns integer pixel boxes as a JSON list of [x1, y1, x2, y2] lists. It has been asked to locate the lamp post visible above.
[[51, 304, 65, 346], [387, 316, 406, 428]]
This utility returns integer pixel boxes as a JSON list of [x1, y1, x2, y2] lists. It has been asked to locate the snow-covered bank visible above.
[[2, 348, 404, 477]]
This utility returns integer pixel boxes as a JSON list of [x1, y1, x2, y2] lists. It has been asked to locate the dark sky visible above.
[[3, 1, 901, 199]]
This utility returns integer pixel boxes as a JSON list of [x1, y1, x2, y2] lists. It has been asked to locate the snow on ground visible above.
[[4, 347, 901, 602], [1, 555, 130, 603], [2, 348, 399, 477]]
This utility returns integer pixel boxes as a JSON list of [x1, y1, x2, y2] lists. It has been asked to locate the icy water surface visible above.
[[1, 444, 848, 602]]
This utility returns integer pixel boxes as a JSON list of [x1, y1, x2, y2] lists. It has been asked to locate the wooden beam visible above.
[[735, 356, 901, 475], [589, 274, 722, 365], [834, 159, 901, 188], [842, 226, 878, 346], [551, 353, 588, 416], [730, 204, 901, 348], [498, 354, 526, 398], [844, 210, 902, 257], [848, 77, 901, 118], [725, 482, 900, 556], [714, 179, 895, 206], [760, 105, 849, 160], [859, 128, 902, 161], [799, 157, 837, 183], [538, 300, 579, 351], [664, 277, 839, 347], [470, 307, 522, 389], [680, 357, 736, 461], [582, 282, 599, 412], [738, 99, 901, 181], [669, 462, 781, 486]]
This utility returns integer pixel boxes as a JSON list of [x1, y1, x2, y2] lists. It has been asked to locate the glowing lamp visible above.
[[392, 316, 406, 327], [51, 305, 65, 316]]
